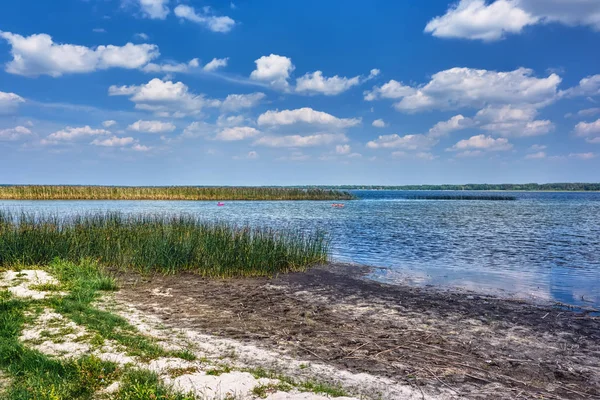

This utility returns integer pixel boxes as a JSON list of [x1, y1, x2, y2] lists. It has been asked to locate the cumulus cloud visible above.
[[574, 119, 600, 143], [102, 120, 117, 128], [562, 74, 600, 98], [372, 119, 387, 128], [0, 31, 160, 77], [91, 136, 135, 147], [138, 0, 170, 19], [254, 133, 348, 148], [235, 151, 259, 160], [250, 54, 295, 90], [428, 115, 474, 137], [366, 134, 438, 150], [43, 126, 111, 144], [221, 92, 266, 111], [109, 78, 220, 117], [0, 91, 25, 114], [215, 126, 260, 141], [530, 144, 547, 150], [203, 57, 229, 71], [448, 134, 513, 152], [128, 120, 176, 133], [475, 105, 554, 137], [366, 67, 561, 113], [132, 143, 151, 152], [295, 71, 361, 96], [425, 0, 600, 41], [142, 58, 200, 74], [257, 108, 360, 128], [134, 33, 150, 41], [174, 5, 236, 33], [0, 126, 32, 141]]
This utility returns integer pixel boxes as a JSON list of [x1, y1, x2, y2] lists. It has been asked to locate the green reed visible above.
[[0, 211, 329, 277], [0, 185, 353, 201]]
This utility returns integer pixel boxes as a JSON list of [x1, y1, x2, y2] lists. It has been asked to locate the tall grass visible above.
[[0, 185, 354, 201], [0, 211, 329, 277]]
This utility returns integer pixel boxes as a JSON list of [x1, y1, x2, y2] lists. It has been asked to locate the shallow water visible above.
[[2, 190, 599, 308]]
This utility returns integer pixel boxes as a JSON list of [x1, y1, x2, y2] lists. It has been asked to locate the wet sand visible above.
[[117, 264, 600, 399]]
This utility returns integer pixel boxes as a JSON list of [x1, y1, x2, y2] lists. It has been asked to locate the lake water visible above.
[[2, 190, 599, 308]]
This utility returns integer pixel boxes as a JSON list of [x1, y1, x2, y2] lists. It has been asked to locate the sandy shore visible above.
[[114, 263, 600, 399]]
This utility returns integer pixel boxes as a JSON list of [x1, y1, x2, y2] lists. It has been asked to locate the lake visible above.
[[2, 190, 599, 308]]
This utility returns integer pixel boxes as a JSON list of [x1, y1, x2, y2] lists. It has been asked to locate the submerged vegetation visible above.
[[0, 211, 329, 277], [0, 185, 354, 201], [405, 194, 517, 201]]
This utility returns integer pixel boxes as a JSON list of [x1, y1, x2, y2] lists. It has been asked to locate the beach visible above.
[[113, 263, 600, 399]]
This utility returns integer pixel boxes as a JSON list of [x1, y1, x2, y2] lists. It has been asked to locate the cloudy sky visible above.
[[1, 0, 600, 185]]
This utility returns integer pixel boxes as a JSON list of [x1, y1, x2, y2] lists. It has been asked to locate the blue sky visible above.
[[1, 0, 600, 185]]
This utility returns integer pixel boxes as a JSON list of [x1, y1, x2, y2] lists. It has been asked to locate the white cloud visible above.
[[109, 78, 220, 117], [174, 5, 235, 33], [128, 120, 176, 133], [138, 0, 169, 19], [91, 136, 135, 147], [569, 152, 596, 160], [364, 80, 415, 101], [0, 126, 32, 141], [93, 28, 106, 33], [132, 143, 151, 152], [425, 0, 600, 42], [215, 126, 260, 141], [254, 133, 348, 148], [574, 119, 600, 142], [203, 57, 229, 71], [0, 31, 159, 77], [44, 126, 111, 143], [428, 115, 474, 137], [295, 71, 361, 95], [525, 151, 546, 159], [372, 119, 387, 128], [367, 67, 561, 113], [367, 134, 437, 150], [425, 0, 538, 41], [257, 108, 360, 128], [576, 108, 600, 118], [562, 74, 600, 98], [142, 58, 200, 74], [250, 54, 295, 90], [530, 144, 547, 150], [449, 134, 513, 151], [221, 92, 266, 111], [475, 105, 554, 137], [102, 120, 117, 128], [0, 91, 25, 114], [134, 33, 150, 41], [335, 144, 351, 155]]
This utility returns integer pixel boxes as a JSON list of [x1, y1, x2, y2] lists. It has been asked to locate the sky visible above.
[[1, 0, 600, 185]]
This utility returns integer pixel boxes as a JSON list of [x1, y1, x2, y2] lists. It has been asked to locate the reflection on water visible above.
[[1, 190, 599, 308]]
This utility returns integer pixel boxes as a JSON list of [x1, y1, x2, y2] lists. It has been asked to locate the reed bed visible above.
[[405, 195, 517, 201], [0, 211, 329, 277], [0, 185, 353, 201]]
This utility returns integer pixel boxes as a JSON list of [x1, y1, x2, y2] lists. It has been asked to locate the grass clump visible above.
[[116, 369, 196, 400], [0, 185, 354, 201], [0, 211, 329, 277]]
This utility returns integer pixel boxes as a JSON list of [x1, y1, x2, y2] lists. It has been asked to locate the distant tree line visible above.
[[303, 183, 600, 192]]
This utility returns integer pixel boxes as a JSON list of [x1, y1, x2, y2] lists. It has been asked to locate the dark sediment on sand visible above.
[[116, 264, 600, 399]]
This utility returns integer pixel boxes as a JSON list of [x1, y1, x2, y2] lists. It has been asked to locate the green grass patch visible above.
[[115, 369, 197, 400], [245, 367, 348, 397], [0, 211, 329, 277]]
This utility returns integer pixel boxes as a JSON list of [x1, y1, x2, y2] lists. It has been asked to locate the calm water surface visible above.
[[2, 190, 599, 308]]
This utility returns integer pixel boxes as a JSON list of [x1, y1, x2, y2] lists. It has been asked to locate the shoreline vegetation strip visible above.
[[0, 211, 329, 277], [0, 186, 354, 201]]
